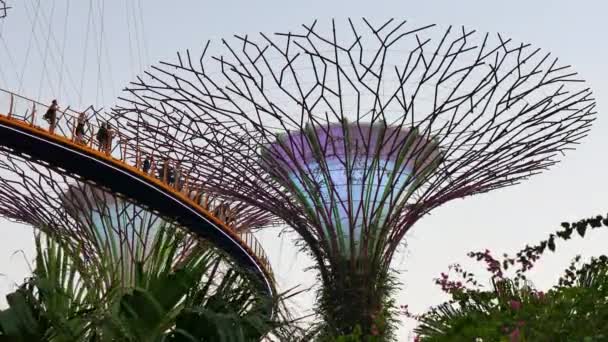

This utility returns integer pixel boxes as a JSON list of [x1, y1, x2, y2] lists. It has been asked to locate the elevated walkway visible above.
[[0, 89, 274, 298]]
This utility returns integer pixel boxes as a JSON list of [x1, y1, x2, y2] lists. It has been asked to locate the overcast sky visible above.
[[0, 0, 607, 339]]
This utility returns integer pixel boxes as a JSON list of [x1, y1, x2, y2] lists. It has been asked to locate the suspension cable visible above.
[[37, 0, 58, 99], [17, 0, 42, 94], [0, 20, 21, 86], [124, 0, 135, 79], [137, 0, 150, 68], [57, 0, 70, 100], [23, 0, 82, 103], [78, 0, 93, 107], [129, 0, 143, 75], [93, 0, 105, 106]]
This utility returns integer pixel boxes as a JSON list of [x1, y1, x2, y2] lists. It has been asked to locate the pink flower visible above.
[[509, 328, 520, 342], [510, 300, 522, 310]]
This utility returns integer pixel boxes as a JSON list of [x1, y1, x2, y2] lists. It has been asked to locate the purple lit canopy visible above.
[[262, 122, 441, 257]]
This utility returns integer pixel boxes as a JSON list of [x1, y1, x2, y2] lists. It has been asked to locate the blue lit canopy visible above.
[[262, 122, 442, 258], [60, 184, 165, 265]]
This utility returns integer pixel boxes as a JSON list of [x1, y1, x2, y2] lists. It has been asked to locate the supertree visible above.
[[112, 18, 596, 339]]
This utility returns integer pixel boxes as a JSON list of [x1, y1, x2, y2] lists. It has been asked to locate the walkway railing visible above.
[[0, 88, 273, 281]]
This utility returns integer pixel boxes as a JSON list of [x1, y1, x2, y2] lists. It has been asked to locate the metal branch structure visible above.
[[0, 1, 9, 19], [112, 18, 597, 338]]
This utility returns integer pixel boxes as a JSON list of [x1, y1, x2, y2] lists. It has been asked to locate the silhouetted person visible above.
[[96, 123, 108, 152], [158, 159, 167, 180], [43, 100, 59, 133], [213, 202, 235, 225], [106, 124, 116, 153], [75, 112, 87, 144], [167, 162, 176, 185], [158, 159, 176, 185], [142, 156, 152, 173], [168, 169, 176, 185], [174, 161, 182, 189]]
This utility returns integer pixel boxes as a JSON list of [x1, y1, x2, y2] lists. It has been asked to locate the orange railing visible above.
[[0, 88, 273, 281]]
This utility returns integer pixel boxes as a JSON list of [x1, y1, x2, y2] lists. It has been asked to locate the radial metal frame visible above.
[[112, 18, 596, 276]]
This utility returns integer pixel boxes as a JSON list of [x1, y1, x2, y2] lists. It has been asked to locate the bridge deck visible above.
[[0, 90, 274, 298]]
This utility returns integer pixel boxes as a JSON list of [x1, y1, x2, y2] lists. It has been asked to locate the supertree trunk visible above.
[[111, 18, 596, 339]]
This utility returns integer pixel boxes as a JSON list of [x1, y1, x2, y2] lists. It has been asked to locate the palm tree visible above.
[[0, 226, 296, 341]]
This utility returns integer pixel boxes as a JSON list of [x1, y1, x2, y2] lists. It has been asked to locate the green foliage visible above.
[[413, 214, 608, 341], [311, 261, 400, 341], [416, 271, 608, 341], [0, 225, 298, 341]]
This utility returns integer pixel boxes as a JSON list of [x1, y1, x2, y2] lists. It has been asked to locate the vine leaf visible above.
[[548, 236, 556, 252]]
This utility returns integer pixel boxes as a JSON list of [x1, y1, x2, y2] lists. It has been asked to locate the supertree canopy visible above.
[[112, 18, 596, 338], [60, 183, 167, 266], [262, 122, 442, 258]]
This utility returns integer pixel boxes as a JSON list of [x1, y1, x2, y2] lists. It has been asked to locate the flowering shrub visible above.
[[410, 214, 608, 341]]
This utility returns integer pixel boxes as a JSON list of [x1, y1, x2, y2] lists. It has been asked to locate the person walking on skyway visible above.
[[75, 112, 88, 144], [96, 122, 108, 152], [142, 155, 152, 174], [43, 100, 59, 134], [158, 158, 176, 185], [106, 123, 116, 154]]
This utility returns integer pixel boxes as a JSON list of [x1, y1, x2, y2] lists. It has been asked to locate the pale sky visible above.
[[0, 0, 607, 339]]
